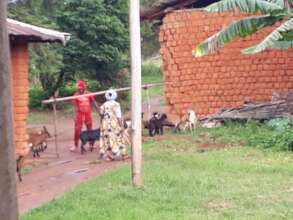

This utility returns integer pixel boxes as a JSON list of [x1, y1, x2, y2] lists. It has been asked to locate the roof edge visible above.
[[7, 18, 71, 45]]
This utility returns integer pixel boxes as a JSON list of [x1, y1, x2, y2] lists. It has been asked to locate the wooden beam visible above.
[[0, 1, 19, 219], [42, 83, 163, 104]]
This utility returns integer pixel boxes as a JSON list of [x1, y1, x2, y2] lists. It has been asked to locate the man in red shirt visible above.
[[70, 81, 98, 152]]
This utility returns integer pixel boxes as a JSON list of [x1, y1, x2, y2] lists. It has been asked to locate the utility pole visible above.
[[129, 0, 143, 186], [0, 1, 19, 219]]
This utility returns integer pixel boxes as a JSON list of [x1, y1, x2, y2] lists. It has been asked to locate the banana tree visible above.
[[194, 0, 293, 57]]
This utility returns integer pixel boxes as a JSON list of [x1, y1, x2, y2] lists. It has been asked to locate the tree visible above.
[[8, 0, 67, 98], [194, 0, 293, 57], [57, 0, 129, 87], [0, 1, 19, 219]]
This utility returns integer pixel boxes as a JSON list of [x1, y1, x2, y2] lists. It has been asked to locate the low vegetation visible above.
[[142, 62, 163, 100], [22, 122, 293, 220]]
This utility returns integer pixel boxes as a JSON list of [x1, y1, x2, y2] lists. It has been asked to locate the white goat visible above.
[[183, 110, 197, 131]]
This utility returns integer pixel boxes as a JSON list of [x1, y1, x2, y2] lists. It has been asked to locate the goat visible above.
[[183, 110, 197, 131], [79, 129, 100, 154], [148, 112, 167, 136], [27, 126, 51, 157], [16, 146, 30, 182]]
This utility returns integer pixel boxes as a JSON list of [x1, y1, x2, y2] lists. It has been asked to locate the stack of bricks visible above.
[[10, 39, 29, 157], [160, 9, 293, 118]]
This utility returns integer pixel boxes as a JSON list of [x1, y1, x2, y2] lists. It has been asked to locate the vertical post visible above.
[[0, 1, 19, 219], [146, 88, 151, 120], [52, 102, 59, 158], [129, 0, 143, 186]]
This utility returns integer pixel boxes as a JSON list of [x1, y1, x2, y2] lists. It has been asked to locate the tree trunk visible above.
[[0, 1, 19, 219]]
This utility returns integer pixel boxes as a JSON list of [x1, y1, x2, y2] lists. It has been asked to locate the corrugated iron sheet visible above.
[[7, 18, 70, 45]]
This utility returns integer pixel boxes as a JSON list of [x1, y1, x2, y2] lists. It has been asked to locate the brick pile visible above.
[[160, 9, 293, 118]]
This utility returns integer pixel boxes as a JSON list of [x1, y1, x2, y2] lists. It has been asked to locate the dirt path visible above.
[[19, 115, 128, 214], [19, 97, 165, 214]]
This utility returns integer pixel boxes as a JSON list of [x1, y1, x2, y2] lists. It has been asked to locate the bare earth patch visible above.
[[207, 200, 235, 210]]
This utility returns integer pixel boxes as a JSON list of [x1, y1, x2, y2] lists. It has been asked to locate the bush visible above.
[[142, 63, 162, 84], [29, 86, 46, 110], [59, 80, 102, 97], [59, 81, 76, 97], [142, 63, 162, 77], [206, 120, 293, 152]]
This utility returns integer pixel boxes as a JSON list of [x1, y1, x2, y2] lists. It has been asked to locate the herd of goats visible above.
[[16, 110, 198, 182]]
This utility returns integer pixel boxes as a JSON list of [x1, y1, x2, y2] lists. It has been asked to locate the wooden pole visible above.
[[0, 2, 19, 219], [130, 0, 143, 186], [42, 83, 163, 104], [52, 101, 59, 158], [146, 88, 151, 120]]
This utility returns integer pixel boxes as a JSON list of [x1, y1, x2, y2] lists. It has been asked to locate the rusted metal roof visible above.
[[141, 0, 218, 21], [7, 18, 71, 45]]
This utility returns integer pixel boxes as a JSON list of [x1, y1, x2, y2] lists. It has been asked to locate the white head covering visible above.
[[105, 89, 117, 101]]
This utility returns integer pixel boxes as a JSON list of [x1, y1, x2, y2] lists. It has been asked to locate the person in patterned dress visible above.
[[99, 89, 127, 161]]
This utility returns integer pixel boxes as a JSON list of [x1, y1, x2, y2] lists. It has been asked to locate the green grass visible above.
[[142, 63, 163, 100], [21, 161, 49, 175], [28, 112, 50, 124], [21, 124, 293, 220]]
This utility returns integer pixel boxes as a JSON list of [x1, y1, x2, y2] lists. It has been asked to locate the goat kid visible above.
[[149, 112, 167, 136], [183, 110, 197, 131], [27, 126, 51, 157]]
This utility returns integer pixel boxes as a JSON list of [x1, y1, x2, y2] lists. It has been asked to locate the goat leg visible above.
[[80, 143, 86, 154], [16, 158, 22, 182], [90, 141, 95, 152]]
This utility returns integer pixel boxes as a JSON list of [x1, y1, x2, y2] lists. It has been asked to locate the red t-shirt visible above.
[[72, 90, 94, 113]]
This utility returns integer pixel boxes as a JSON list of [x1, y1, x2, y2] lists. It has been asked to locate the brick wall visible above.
[[160, 9, 293, 118], [10, 39, 29, 157]]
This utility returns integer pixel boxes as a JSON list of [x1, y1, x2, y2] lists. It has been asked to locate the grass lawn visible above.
[[21, 126, 293, 220]]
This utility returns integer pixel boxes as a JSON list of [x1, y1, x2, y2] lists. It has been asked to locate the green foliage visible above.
[[141, 22, 160, 59], [29, 44, 65, 97], [28, 85, 46, 110], [142, 62, 163, 83], [58, 81, 77, 97], [8, 0, 160, 111], [205, 0, 284, 14], [242, 18, 293, 54], [195, 0, 293, 56], [57, 0, 129, 86], [266, 117, 292, 131], [142, 62, 163, 99], [202, 120, 293, 151], [195, 15, 281, 57], [141, 0, 161, 59]]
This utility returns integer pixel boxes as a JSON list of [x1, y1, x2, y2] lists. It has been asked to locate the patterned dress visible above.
[[99, 100, 126, 159]]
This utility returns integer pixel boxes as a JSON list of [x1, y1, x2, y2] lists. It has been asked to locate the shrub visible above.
[[29, 85, 46, 110], [142, 63, 162, 78], [58, 81, 77, 97]]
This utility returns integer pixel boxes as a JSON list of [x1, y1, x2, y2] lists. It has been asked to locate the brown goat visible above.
[[15, 146, 30, 182], [27, 126, 51, 157]]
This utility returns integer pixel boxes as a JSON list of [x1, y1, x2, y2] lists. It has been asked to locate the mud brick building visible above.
[[141, 0, 293, 118], [7, 19, 70, 157]]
